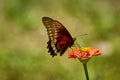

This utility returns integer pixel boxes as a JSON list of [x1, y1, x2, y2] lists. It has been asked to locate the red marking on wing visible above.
[[56, 36, 73, 50]]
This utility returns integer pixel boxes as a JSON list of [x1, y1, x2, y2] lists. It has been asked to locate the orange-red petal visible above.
[[68, 47, 101, 61]]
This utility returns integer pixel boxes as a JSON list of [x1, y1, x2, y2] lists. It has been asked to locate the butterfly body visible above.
[[42, 17, 75, 57]]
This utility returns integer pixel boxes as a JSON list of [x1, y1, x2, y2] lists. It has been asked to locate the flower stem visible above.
[[83, 63, 89, 80]]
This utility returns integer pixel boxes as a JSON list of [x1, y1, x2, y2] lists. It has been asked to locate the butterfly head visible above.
[[73, 37, 76, 41]]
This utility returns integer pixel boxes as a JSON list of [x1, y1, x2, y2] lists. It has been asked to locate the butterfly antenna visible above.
[[75, 33, 88, 38]]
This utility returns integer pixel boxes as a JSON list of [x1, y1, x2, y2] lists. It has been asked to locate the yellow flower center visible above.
[[80, 47, 89, 51]]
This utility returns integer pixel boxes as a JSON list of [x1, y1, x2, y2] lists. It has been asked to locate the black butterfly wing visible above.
[[42, 17, 75, 57]]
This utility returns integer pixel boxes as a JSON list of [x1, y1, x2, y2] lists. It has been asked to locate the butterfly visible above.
[[42, 17, 76, 57]]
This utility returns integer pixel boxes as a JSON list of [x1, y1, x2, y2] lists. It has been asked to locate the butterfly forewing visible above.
[[42, 17, 75, 57]]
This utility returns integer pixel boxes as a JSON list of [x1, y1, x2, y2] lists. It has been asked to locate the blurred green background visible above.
[[0, 0, 120, 80]]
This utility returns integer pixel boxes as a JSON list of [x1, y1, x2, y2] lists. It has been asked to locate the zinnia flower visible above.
[[68, 47, 101, 61]]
